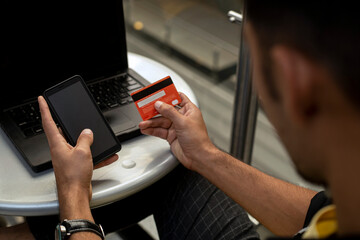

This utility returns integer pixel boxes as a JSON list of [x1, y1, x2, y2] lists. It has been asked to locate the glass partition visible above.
[[124, 0, 242, 152]]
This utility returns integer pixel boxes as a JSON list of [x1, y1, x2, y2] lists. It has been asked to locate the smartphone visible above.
[[43, 75, 121, 165]]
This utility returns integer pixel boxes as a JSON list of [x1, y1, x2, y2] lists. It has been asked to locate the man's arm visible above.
[[139, 93, 316, 236], [57, 185, 99, 240], [39, 96, 117, 240], [197, 148, 316, 236]]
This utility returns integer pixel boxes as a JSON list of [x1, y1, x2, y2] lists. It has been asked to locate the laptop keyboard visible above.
[[7, 102, 43, 137], [88, 74, 143, 111], [6, 74, 143, 138]]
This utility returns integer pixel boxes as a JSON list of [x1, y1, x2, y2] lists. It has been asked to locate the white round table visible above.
[[0, 53, 197, 216]]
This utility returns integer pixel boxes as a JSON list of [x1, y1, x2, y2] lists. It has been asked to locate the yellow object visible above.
[[133, 21, 144, 31], [303, 204, 338, 239]]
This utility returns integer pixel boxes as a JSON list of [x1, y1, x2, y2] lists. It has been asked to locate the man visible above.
[[1, 0, 359, 239], [140, 1, 360, 237]]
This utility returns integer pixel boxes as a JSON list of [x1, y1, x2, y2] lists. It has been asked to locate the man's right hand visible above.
[[139, 93, 218, 170]]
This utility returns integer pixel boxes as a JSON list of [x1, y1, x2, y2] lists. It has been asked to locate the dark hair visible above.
[[247, 1, 360, 107]]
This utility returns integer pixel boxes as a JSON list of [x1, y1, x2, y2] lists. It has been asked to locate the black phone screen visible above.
[[44, 75, 121, 164]]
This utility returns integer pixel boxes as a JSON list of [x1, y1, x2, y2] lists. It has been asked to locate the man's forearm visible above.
[[58, 186, 101, 240], [193, 147, 317, 236]]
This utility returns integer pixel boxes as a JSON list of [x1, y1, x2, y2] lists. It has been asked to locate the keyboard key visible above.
[[127, 84, 142, 91], [33, 125, 43, 134], [119, 93, 128, 99], [119, 99, 128, 105], [23, 128, 35, 137], [127, 79, 137, 85], [108, 103, 119, 108]]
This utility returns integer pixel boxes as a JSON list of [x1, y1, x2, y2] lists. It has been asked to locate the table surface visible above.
[[0, 53, 197, 216]]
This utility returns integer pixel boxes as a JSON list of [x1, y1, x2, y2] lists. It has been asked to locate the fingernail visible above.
[[154, 101, 163, 110], [82, 129, 93, 135]]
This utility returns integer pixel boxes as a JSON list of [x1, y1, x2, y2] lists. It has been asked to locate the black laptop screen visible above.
[[0, 0, 128, 109]]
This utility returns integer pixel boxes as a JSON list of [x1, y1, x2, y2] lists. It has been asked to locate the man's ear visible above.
[[270, 46, 319, 126]]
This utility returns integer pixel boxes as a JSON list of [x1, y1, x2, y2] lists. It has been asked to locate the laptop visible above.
[[0, 0, 150, 172]]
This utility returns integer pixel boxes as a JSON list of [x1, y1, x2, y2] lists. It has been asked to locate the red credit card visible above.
[[131, 76, 181, 121]]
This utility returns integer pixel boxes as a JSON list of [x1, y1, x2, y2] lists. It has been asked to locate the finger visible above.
[[76, 129, 94, 151], [138, 117, 172, 130], [140, 127, 169, 140], [167, 125, 178, 145], [58, 127, 65, 138], [154, 101, 183, 125], [38, 96, 65, 147], [179, 107, 186, 115], [94, 154, 119, 169], [178, 92, 192, 107]]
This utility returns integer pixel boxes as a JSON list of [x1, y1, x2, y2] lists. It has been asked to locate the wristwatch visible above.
[[55, 219, 105, 240]]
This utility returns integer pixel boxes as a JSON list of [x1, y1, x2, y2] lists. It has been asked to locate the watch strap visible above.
[[62, 219, 105, 239]]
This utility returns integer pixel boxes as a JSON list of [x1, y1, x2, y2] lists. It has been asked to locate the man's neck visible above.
[[325, 114, 360, 236], [330, 168, 360, 236]]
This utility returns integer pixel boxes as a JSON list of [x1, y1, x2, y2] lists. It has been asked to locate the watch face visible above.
[[55, 219, 105, 240], [55, 224, 60, 240], [55, 224, 66, 240]]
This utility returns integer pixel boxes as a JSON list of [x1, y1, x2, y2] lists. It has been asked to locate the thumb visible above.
[[76, 129, 94, 150], [155, 101, 182, 124]]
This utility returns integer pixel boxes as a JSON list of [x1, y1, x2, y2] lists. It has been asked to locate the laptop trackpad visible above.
[[104, 109, 136, 134]]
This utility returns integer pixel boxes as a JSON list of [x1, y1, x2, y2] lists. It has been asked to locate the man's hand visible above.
[[38, 96, 118, 222], [139, 93, 217, 170], [38, 96, 94, 199]]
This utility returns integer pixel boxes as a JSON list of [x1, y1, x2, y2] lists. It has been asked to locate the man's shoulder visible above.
[[267, 236, 360, 240]]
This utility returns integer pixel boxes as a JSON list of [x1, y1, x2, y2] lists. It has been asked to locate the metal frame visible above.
[[228, 1, 258, 165]]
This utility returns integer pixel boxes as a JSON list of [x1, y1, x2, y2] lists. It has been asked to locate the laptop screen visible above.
[[0, 0, 128, 109]]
